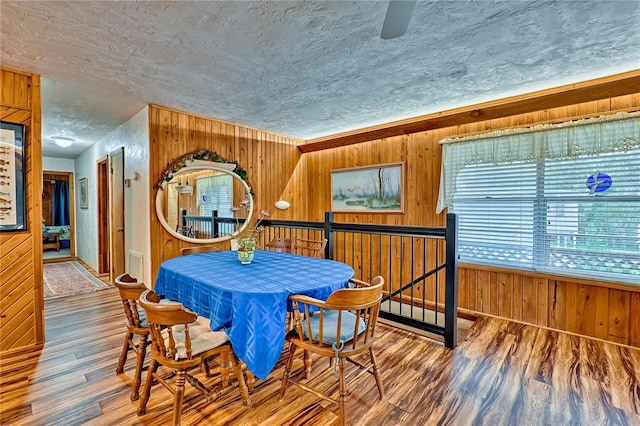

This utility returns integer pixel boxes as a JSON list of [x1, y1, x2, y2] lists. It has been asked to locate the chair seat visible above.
[[161, 324, 229, 359], [302, 310, 366, 346]]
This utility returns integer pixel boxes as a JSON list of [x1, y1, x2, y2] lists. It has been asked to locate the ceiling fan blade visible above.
[[381, 0, 417, 40]]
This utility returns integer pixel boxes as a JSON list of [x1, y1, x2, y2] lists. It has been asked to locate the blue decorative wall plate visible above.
[[586, 171, 612, 194]]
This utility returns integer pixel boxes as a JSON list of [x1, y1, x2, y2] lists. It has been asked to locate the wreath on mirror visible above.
[[157, 149, 254, 195]]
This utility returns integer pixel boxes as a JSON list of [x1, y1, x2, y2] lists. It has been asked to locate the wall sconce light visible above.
[[274, 200, 290, 210]]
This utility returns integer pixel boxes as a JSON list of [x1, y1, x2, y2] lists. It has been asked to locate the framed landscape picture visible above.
[[0, 121, 27, 231], [331, 162, 404, 213], [79, 177, 88, 209]]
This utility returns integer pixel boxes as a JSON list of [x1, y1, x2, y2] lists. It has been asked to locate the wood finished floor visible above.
[[1, 287, 639, 425]]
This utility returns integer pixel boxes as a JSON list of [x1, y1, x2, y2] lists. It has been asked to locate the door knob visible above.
[[116, 227, 123, 232]]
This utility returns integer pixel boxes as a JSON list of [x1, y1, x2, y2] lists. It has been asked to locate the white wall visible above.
[[43, 156, 75, 172], [74, 106, 151, 284]]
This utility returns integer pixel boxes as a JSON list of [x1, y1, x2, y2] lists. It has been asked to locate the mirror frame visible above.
[[155, 160, 254, 244]]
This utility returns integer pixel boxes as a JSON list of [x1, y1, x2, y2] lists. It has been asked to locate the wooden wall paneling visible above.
[[536, 278, 549, 328], [607, 289, 630, 345], [487, 271, 499, 316], [467, 268, 478, 312], [476, 270, 490, 313], [564, 282, 579, 334], [0, 68, 42, 353], [148, 105, 302, 279], [512, 275, 523, 322], [457, 267, 469, 310], [548, 280, 566, 331], [592, 286, 610, 340], [629, 293, 640, 347], [497, 272, 514, 319]]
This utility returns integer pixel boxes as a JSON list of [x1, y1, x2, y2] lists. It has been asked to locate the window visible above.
[[196, 174, 234, 235], [439, 113, 640, 285]]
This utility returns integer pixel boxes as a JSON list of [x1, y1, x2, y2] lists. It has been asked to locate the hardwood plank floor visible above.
[[1, 288, 639, 425]]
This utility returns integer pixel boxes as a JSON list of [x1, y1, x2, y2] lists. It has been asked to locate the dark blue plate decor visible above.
[[586, 171, 612, 193]]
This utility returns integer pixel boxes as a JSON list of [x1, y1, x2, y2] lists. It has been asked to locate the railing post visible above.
[[444, 213, 459, 349], [324, 211, 334, 260], [212, 210, 219, 238]]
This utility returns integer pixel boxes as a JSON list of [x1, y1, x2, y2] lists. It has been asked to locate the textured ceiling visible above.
[[1, 0, 639, 158]]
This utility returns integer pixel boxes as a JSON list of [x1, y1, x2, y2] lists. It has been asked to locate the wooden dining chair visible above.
[[114, 273, 150, 401], [180, 245, 221, 256], [291, 237, 327, 258], [264, 237, 292, 253], [176, 225, 195, 238], [137, 290, 251, 425], [279, 276, 385, 426]]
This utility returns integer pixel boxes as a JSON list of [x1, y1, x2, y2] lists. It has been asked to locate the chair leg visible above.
[[116, 332, 132, 374], [173, 370, 187, 426], [137, 359, 157, 416], [279, 343, 298, 400], [230, 353, 251, 406], [245, 368, 256, 392], [303, 349, 312, 379], [369, 347, 385, 399], [338, 357, 347, 426], [130, 334, 148, 401], [219, 350, 230, 388]]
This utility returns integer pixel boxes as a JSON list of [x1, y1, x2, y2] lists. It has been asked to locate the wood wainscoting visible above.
[[458, 265, 640, 348], [0, 66, 43, 352]]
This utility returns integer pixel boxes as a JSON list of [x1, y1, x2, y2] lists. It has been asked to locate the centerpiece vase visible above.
[[237, 249, 255, 265]]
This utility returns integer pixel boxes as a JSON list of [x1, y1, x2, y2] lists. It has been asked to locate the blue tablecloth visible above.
[[154, 250, 354, 380]]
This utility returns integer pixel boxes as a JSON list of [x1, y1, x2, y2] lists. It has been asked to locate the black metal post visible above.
[[324, 211, 334, 260], [444, 213, 459, 349], [181, 209, 187, 227], [212, 210, 219, 238]]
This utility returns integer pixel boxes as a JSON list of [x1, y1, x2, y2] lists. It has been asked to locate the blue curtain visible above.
[[53, 181, 70, 226]]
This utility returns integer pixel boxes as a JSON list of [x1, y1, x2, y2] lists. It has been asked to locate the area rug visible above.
[[43, 261, 110, 299]]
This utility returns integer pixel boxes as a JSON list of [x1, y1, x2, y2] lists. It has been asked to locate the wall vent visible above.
[[127, 251, 144, 282]]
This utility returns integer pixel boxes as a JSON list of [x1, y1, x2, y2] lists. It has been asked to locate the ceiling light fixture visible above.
[[52, 136, 75, 148]]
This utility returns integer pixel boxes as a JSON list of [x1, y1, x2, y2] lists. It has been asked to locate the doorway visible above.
[[42, 171, 75, 263], [109, 148, 126, 281], [97, 157, 110, 274]]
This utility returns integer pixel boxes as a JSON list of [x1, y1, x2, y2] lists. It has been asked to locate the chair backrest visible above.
[[291, 276, 384, 354], [139, 290, 200, 361], [180, 245, 221, 256], [291, 238, 327, 258], [265, 238, 292, 253], [177, 225, 195, 238], [114, 273, 148, 330]]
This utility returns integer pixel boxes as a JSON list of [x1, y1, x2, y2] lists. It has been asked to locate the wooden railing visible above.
[[260, 212, 459, 349]]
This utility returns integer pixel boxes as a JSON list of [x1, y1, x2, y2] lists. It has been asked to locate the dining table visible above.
[[153, 249, 355, 380]]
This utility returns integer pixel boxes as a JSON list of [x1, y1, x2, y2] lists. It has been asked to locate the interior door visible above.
[[109, 148, 125, 281], [167, 183, 178, 231], [97, 158, 110, 274]]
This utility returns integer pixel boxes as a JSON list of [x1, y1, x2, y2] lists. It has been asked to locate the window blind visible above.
[[450, 149, 640, 284]]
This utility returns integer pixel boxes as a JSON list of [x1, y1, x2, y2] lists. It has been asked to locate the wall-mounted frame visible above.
[[0, 121, 27, 231], [79, 177, 88, 209], [331, 162, 404, 213]]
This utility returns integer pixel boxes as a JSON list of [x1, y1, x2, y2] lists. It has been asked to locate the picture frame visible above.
[[0, 121, 27, 231], [79, 177, 88, 209], [331, 162, 404, 213]]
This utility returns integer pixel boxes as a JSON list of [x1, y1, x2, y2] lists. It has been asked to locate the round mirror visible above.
[[155, 160, 254, 244]]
